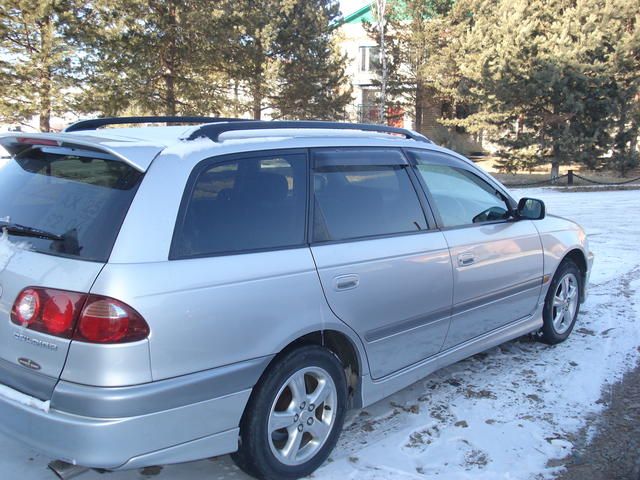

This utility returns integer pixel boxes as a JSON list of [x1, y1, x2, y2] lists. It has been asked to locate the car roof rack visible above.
[[64, 116, 250, 133], [186, 120, 432, 143]]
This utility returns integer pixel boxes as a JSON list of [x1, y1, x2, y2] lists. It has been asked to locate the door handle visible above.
[[457, 253, 476, 267], [334, 274, 360, 291]]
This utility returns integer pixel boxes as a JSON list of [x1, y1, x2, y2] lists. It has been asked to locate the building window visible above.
[[358, 88, 381, 123], [359, 46, 380, 72]]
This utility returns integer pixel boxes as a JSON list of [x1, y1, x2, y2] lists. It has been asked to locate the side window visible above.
[[172, 153, 307, 257], [312, 153, 427, 242], [414, 160, 509, 228]]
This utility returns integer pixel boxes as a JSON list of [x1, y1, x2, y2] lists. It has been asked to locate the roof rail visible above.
[[186, 120, 432, 143], [64, 116, 250, 133]]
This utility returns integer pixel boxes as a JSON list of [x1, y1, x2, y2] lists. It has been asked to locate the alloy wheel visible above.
[[551, 272, 579, 334], [267, 366, 337, 466]]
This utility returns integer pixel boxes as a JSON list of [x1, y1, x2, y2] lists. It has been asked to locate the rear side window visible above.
[[0, 148, 142, 262], [172, 153, 307, 258], [312, 153, 427, 242]]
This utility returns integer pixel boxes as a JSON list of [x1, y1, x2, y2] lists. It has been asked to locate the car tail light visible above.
[[12, 288, 85, 338], [42, 294, 76, 335], [11, 288, 149, 343], [13, 288, 41, 326], [75, 296, 149, 343]]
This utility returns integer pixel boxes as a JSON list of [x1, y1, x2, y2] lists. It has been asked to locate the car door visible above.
[[309, 148, 454, 380], [408, 149, 544, 349]]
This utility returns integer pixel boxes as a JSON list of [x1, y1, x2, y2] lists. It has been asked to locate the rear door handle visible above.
[[334, 274, 360, 291], [457, 253, 476, 267]]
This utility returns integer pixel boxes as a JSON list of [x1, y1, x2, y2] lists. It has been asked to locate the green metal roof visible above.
[[342, 3, 374, 24], [340, 1, 420, 25]]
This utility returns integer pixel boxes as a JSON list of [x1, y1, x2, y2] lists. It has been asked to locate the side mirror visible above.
[[517, 197, 545, 220]]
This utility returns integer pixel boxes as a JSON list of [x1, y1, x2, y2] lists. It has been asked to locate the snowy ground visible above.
[[2, 188, 639, 480]]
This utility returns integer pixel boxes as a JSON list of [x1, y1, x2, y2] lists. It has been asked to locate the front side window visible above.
[[172, 153, 307, 258], [312, 153, 427, 242], [414, 160, 509, 228]]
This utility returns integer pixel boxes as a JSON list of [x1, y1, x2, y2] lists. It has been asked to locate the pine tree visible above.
[[0, 0, 75, 131], [453, 0, 630, 177], [271, 0, 352, 120], [219, 0, 351, 120], [72, 0, 230, 117], [217, 0, 287, 120], [372, 0, 638, 176], [597, 0, 640, 175]]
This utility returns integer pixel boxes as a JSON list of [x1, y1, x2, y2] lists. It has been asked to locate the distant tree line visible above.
[[374, 0, 640, 176], [1, 0, 638, 176], [0, 0, 352, 129]]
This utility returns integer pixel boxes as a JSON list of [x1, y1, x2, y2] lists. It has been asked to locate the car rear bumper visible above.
[[0, 356, 273, 470]]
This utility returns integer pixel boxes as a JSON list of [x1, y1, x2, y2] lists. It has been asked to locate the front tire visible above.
[[232, 346, 347, 480], [539, 259, 582, 344]]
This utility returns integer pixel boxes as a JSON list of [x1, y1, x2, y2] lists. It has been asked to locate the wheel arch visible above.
[[562, 248, 588, 301], [256, 329, 365, 409]]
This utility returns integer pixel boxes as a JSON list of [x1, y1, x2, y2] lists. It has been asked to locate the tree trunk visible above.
[[415, 81, 424, 133], [38, 14, 52, 132], [252, 72, 262, 120], [165, 1, 178, 117], [376, 0, 387, 124], [549, 104, 565, 180], [165, 73, 176, 116], [251, 35, 264, 121], [252, 93, 262, 120], [39, 77, 51, 132], [551, 142, 561, 179]]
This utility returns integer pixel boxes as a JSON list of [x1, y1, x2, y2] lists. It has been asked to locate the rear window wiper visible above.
[[0, 221, 64, 242]]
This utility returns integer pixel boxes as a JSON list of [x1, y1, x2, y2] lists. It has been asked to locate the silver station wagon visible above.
[[0, 118, 593, 480]]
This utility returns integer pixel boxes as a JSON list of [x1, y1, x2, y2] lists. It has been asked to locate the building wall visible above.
[[337, 5, 414, 129], [337, 5, 486, 155], [339, 20, 379, 123]]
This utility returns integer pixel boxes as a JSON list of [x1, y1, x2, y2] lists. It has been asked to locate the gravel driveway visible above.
[[552, 361, 640, 480]]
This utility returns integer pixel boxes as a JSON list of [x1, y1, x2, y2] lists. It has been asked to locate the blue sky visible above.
[[340, 0, 368, 15]]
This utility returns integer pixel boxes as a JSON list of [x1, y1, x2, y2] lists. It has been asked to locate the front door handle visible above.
[[334, 274, 360, 291], [457, 253, 476, 267]]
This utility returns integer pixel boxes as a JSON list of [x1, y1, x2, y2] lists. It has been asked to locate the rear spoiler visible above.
[[0, 132, 164, 172]]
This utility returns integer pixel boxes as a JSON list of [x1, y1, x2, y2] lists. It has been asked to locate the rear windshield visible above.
[[0, 147, 143, 262]]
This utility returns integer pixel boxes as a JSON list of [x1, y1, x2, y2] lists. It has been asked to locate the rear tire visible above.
[[232, 346, 347, 480], [539, 259, 582, 345]]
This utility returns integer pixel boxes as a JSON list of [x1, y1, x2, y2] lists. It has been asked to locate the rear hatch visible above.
[[0, 140, 143, 400]]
